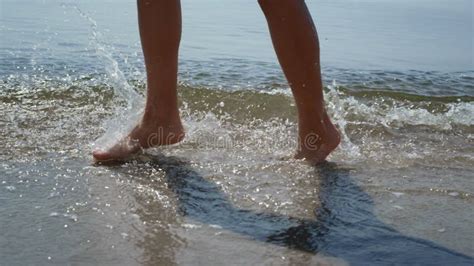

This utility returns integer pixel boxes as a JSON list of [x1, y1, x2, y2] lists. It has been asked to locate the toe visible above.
[[92, 150, 112, 161]]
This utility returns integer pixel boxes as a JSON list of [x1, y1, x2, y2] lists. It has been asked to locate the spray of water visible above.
[[68, 4, 144, 151]]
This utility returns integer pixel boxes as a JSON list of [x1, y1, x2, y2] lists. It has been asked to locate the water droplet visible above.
[[209, 224, 222, 229], [391, 192, 404, 198], [183, 223, 201, 229]]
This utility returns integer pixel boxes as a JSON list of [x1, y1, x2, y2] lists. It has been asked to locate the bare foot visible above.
[[294, 113, 341, 165], [92, 121, 185, 163]]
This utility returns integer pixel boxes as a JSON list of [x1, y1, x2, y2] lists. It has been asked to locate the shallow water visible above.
[[1, 0, 473, 265]]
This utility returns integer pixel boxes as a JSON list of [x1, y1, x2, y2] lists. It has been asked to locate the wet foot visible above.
[[92, 120, 185, 163], [294, 113, 341, 165]]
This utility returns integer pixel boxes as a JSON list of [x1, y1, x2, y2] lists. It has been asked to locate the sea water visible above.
[[1, 0, 473, 265]]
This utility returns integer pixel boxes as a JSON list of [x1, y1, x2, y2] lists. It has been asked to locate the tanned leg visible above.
[[93, 0, 184, 162], [258, 0, 340, 164]]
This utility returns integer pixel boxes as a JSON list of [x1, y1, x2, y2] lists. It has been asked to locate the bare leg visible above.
[[93, 0, 184, 162], [259, 0, 340, 164]]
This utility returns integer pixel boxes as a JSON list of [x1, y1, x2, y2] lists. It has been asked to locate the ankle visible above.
[[141, 109, 182, 127], [298, 114, 338, 142], [299, 121, 326, 138]]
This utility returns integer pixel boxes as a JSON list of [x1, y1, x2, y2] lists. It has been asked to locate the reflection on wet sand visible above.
[[120, 154, 472, 265]]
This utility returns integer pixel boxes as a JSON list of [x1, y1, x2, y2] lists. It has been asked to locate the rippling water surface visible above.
[[1, 0, 473, 265]]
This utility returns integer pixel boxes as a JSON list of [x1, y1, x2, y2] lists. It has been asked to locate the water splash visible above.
[[68, 4, 144, 151], [326, 80, 362, 160]]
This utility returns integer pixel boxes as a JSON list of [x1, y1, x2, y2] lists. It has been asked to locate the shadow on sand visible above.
[[123, 154, 473, 265]]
